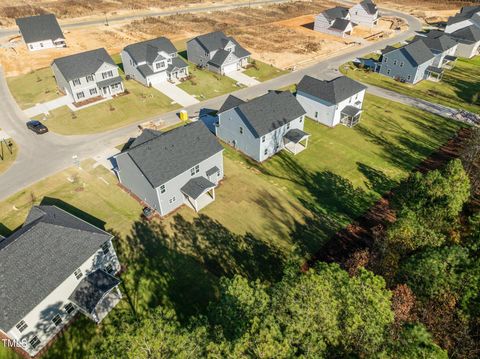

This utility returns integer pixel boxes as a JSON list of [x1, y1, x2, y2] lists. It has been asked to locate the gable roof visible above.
[[123, 121, 223, 188], [190, 31, 251, 59], [219, 95, 245, 113], [413, 34, 457, 52], [324, 6, 349, 20], [360, 0, 378, 15], [297, 75, 367, 104], [209, 48, 232, 67], [16, 14, 64, 44], [449, 25, 480, 43], [0, 206, 112, 331], [227, 91, 306, 138], [382, 40, 435, 66], [123, 37, 178, 63], [52, 48, 116, 81], [331, 18, 352, 31], [129, 129, 163, 149]]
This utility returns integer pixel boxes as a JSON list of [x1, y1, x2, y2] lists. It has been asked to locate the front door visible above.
[[103, 87, 110, 96]]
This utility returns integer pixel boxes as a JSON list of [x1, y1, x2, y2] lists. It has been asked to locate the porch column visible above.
[[212, 188, 215, 201]]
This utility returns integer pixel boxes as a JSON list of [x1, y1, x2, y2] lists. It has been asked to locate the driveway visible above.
[[24, 95, 73, 118], [152, 81, 200, 107], [226, 70, 261, 87]]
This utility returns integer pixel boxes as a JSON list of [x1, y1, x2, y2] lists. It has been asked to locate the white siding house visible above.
[[349, 0, 379, 27], [16, 14, 66, 51], [314, 6, 354, 37]]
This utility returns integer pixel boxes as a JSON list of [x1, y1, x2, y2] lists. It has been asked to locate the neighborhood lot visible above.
[[0, 93, 464, 358], [341, 56, 480, 114]]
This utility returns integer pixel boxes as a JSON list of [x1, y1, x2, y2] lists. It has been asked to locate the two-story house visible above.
[[378, 40, 438, 84], [446, 25, 480, 58], [115, 121, 224, 215], [51, 48, 124, 103], [186, 31, 251, 74], [16, 14, 66, 51], [0, 205, 122, 358], [296, 75, 367, 128], [216, 91, 309, 161], [314, 6, 354, 37], [445, 6, 480, 34], [121, 37, 189, 87], [412, 34, 458, 69], [349, 0, 379, 27]]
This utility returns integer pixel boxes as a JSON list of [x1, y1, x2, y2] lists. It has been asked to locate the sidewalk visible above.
[[24, 95, 73, 118], [152, 81, 200, 107]]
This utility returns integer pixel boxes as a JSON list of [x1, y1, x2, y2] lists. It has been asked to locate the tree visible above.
[[460, 127, 480, 193]]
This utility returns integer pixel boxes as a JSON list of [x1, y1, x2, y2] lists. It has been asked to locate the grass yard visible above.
[[341, 56, 480, 114], [0, 137, 18, 174], [7, 67, 61, 110], [243, 59, 289, 82], [0, 94, 464, 358]]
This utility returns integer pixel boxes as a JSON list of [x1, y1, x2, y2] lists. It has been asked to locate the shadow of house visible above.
[[301, 22, 315, 30]]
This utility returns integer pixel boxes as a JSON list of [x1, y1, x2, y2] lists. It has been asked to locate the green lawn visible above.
[[243, 59, 289, 82], [7, 68, 61, 110], [0, 137, 17, 174], [0, 94, 464, 358], [341, 56, 480, 114]]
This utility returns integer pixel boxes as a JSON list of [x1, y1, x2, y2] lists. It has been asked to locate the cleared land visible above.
[[0, 137, 17, 174], [341, 56, 480, 114]]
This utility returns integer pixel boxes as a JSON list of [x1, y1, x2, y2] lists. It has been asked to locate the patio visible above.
[[283, 129, 310, 155]]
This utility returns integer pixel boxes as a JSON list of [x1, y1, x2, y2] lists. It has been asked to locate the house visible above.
[[115, 121, 224, 215], [349, 0, 379, 27], [314, 6, 354, 37], [446, 25, 480, 58], [121, 37, 189, 87], [377, 40, 440, 84], [186, 31, 251, 74], [445, 6, 480, 34], [51, 48, 124, 103], [412, 34, 458, 68], [16, 14, 66, 51], [216, 91, 309, 161], [296, 75, 367, 128], [0, 205, 121, 358]]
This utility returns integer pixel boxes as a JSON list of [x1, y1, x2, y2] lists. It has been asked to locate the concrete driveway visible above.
[[227, 70, 261, 87], [152, 81, 200, 107], [24, 95, 73, 118]]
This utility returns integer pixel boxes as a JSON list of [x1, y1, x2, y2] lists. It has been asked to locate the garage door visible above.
[[148, 72, 168, 86], [223, 62, 238, 74]]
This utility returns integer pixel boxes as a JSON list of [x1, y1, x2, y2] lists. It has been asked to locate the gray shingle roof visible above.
[[331, 18, 352, 31], [129, 129, 162, 149], [383, 40, 435, 66], [167, 56, 188, 73], [209, 48, 231, 67], [181, 177, 216, 199], [69, 270, 120, 314], [360, 0, 378, 15], [449, 25, 480, 44], [124, 37, 177, 64], [413, 35, 457, 52], [341, 105, 362, 117], [218, 95, 245, 113], [0, 206, 112, 331], [52, 48, 116, 81], [284, 128, 310, 143], [231, 91, 306, 138], [16, 14, 64, 44], [190, 31, 250, 59], [297, 75, 366, 105], [97, 76, 122, 88], [124, 121, 223, 188], [206, 166, 220, 177], [324, 6, 349, 20]]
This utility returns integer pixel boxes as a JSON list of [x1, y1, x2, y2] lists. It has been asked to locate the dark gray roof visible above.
[[209, 49, 231, 67], [233, 91, 306, 138], [52, 48, 116, 81], [206, 166, 220, 177], [129, 129, 162, 149], [297, 75, 366, 105], [16, 14, 64, 44], [124, 37, 178, 64], [324, 6, 349, 20], [181, 177, 216, 199], [124, 121, 223, 188], [219, 95, 245, 113], [167, 57, 188, 72], [69, 270, 120, 314], [190, 31, 250, 58], [284, 129, 310, 144], [330, 18, 352, 32], [384, 40, 435, 66], [137, 63, 154, 77], [426, 66, 444, 74], [360, 0, 378, 15], [0, 206, 112, 331], [341, 105, 362, 117], [97, 76, 122, 88], [413, 35, 457, 52], [449, 25, 480, 44]]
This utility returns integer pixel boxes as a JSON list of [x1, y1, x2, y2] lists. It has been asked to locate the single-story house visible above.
[[349, 0, 379, 27], [16, 14, 66, 51], [314, 6, 354, 37]]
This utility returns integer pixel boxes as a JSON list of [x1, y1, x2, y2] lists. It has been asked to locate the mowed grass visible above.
[[243, 59, 289, 82], [7, 67, 61, 110], [341, 56, 480, 113], [0, 94, 464, 358], [0, 138, 18, 174]]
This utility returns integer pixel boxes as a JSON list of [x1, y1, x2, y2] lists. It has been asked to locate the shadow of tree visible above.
[[357, 162, 396, 195]]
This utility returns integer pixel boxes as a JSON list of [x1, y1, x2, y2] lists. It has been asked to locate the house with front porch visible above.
[[349, 0, 379, 27], [412, 34, 458, 69], [51, 48, 124, 103], [216, 91, 309, 161], [0, 205, 122, 358], [446, 25, 480, 58], [314, 6, 354, 37], [296, 75, 367, 128], [115, 122, 224, 215], [186, 31, 251, 74], [121, 37, 189, 87], [16, 14, 66, 51]]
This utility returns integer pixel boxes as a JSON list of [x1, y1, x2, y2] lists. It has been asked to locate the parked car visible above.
[[26, 120, 48, 134]]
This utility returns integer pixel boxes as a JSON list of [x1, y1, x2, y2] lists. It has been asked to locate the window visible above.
[[72, 78, 81, 86], [51, 315, 62, 327], [111, 83, 120, 90], [102, 70, 114, 79], [383, 56, 388, 63], [264, 149, 268, 156], [77, 91, 85, 99], [160, 185, 166, 194], [400, 61, 404, 67], [40, 43, 44, 48], [105, 263, 114, 274], [393, 60, 397, 66], [29, 44, 33, 49], [16, 320, 28, 333], [86, 75, 94, 82], [169, 196, 176, 204], [74, 268, 83, 279], [261, 136, 266, 143], [190, 165, 200, 176], [287, 122, 290, 129], [64, 303, 75, 315], [299, 117, 303, 123], [387, 69, 391, 75], [239, 126, 244, 134], [29, 336, 41, 350], [315, 111, 318, 118], [101, 242, 110, 255], [407, 75, 411, 81], [89, 88, 97, 96]]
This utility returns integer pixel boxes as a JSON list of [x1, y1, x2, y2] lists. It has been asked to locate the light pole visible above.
[[104, 12, 109, 26]]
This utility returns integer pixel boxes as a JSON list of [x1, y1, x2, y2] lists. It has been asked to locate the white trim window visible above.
[[29, 336, 41, 350], [64, 303, 75, 315], [16, 320, 28, 333], [160, 185, 166, 194], [74, 268, 83, 279], [190, 165, 200, 176], [77, 91, 85, 100], [169, 196, 176, 204], [105, 263, 114, 274], [86, 75, 94, 82], [72, 78, 81, 86], [89, 88, 98, 96], [51, 314, 62, 327], [101, 242, 110, 255]]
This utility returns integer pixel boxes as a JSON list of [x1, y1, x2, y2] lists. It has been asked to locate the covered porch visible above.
[[97, 77, 124, 97], [283, 129, 310, 155], [181, 177, 217, 212], [426, 66, 444, 82], [69, 269, 122, 324], [340, 105, 363, 127], [442, 55, 457, 69]]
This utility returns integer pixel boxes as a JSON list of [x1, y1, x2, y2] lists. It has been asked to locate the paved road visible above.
[[0, 7, 423, 200], [0, 0, 294, 38]]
